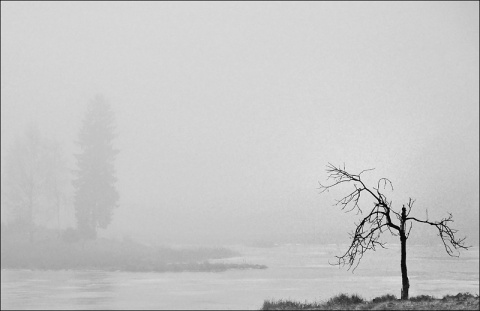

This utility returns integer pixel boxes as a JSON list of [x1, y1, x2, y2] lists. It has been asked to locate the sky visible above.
[[1, 2, 478, 246]]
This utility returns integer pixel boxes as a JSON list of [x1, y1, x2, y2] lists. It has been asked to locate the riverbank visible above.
[[261, 292, 479, 310], [2, 242, 478, 310], [1, 226, 267, 273]]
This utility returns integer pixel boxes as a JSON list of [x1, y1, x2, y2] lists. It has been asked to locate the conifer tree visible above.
[[73, 96, 119, 239]]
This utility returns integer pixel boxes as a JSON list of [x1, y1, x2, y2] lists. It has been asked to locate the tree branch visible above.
[[320, 163, 470, 271], [319, 164, 403, 270], [406, 214, 470, 256]]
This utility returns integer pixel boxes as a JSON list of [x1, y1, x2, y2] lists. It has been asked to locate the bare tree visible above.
[[1, 124, 72, 241], [1, 124, 45, 242], [318, 163, 469, 300], [43, 139, 72, 232]]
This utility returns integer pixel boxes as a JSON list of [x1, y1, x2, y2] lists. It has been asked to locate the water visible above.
[[1, 244, 478, 310]]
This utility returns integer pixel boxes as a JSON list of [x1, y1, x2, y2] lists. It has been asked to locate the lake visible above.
[[1, 244, 478, 310]]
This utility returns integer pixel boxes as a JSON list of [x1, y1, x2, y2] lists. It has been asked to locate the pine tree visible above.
[[73, 96, 119, 239]]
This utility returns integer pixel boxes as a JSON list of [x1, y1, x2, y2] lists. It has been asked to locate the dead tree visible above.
[[318, 163, 469, 300]]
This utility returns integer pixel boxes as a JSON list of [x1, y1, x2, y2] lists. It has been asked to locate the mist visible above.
[[2, 2, 478, 250], [2, 2, 479, 309]]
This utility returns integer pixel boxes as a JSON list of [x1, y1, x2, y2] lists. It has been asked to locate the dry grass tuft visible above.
[[261, 292, 479, 310]]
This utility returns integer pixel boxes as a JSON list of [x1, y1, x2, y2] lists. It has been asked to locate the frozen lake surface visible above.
[[1, 244, 478, 310]]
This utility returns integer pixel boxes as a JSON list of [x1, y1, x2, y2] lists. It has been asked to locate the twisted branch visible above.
[[320, 163, 400, 271], [406, 213, 470, 256]]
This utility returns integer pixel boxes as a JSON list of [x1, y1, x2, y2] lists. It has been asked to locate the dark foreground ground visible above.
[[261, 292, 479, 310]]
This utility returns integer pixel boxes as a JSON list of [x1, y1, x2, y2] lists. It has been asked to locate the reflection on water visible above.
[[1, 270, 117, 310], [73, 271, 115, 308], [1, 244, 479, 310]]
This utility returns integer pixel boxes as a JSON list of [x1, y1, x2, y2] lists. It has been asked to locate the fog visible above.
[[1, 2, 479, 247]]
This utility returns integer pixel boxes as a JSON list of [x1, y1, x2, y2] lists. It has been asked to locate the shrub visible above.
[[326, 293, 364, 305], [409, 294, 435, 302], [372, 294, 397, 303], [61, 228, 81, 243], [442, 292, 476, 301], [261, 299, 321, 310], [262, 299, 299, 310]]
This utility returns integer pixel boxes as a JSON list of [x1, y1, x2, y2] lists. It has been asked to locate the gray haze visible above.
[[1, 2, 479, 246]]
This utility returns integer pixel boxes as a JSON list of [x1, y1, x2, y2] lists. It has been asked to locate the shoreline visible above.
[[0, 261, 268, 273]]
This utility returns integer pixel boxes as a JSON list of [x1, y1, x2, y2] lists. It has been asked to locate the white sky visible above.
[[1, 2, 478, 245]]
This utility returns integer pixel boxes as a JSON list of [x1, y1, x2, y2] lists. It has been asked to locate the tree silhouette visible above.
[[1, 123, 48, 242], [43, 139, 71, 231], [318, 163, 469, 300], [1, 124, 70, 240], [73, 95, 119, 239]]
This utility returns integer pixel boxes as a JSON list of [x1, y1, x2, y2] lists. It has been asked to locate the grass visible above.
[[261, 292, 479, 310]]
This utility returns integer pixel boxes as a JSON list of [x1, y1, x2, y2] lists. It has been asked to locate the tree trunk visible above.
[[400, 206, 409, 300], [28, 194, 34, 244], [400, 232, 409, 299]]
